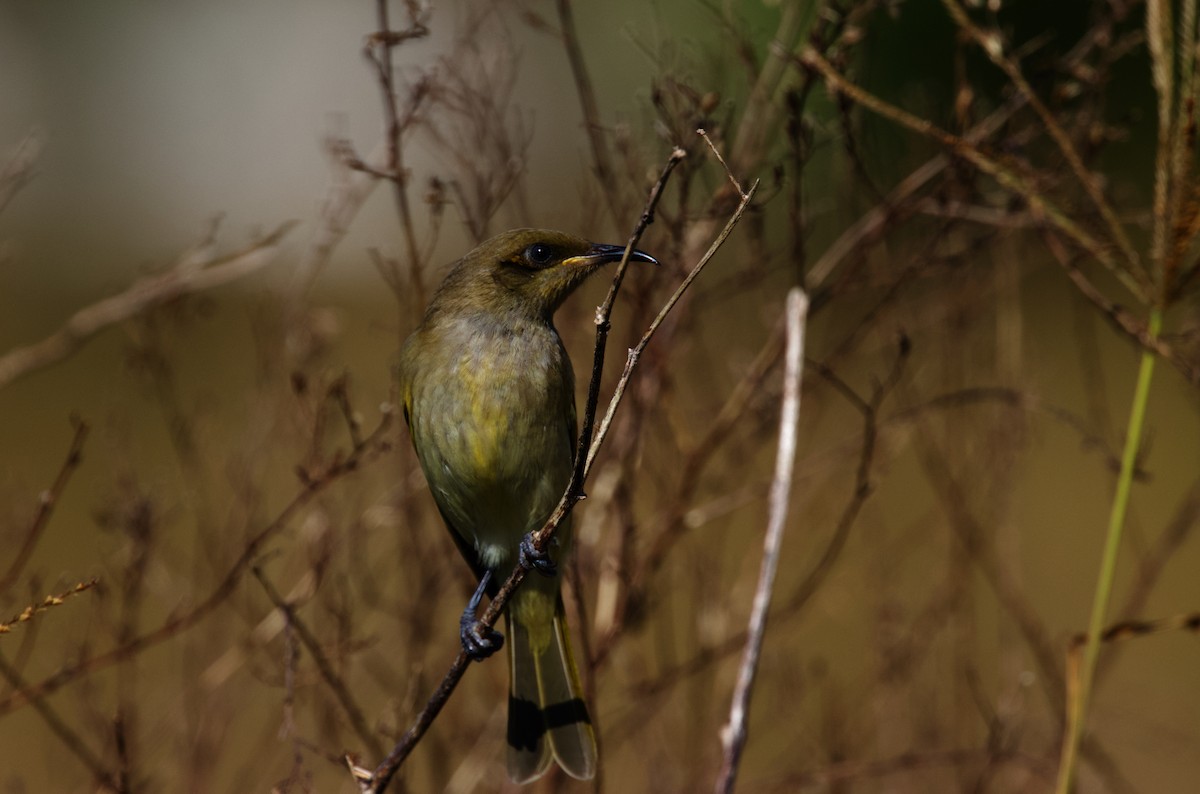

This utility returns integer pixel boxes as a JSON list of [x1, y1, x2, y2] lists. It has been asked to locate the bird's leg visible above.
[[460, 570, 504, 661], [518, 532, 557, 577]]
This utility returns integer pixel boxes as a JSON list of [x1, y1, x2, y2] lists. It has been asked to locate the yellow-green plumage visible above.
[[398, 229, 654, 782]]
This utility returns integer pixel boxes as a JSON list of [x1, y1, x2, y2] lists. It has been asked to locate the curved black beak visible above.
[[564, 242, 658, 268]]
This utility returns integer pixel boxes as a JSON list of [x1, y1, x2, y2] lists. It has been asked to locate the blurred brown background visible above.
[[1, 1, 1198, 792]]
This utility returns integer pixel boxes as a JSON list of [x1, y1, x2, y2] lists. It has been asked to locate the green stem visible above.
[[1055, 308, 1163, 793]]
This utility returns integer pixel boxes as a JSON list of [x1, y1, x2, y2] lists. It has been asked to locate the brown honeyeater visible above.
[[398, 228, 656, 782]]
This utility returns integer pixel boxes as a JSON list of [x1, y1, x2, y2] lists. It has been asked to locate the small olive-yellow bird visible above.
[[398, 229, 655, 782]]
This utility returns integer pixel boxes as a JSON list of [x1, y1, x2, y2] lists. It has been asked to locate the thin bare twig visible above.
[[1042, 230, 1200, 385], [0, 649, 119, 791], [576, 147, 690, 482], [699, 128, 746, 198], [585, 177, 760, 475], [0, 579, 99, 635], [254, 567, 386, 760], [714, 288, 808, 794], [1069, 610, 1200, 650], [0, 418, 89, 595], [366, 0, 430, 309]]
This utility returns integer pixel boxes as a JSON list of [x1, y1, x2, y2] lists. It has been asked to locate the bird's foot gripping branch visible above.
[[518, 532, 558, 576], [458, 570, 503, 661]]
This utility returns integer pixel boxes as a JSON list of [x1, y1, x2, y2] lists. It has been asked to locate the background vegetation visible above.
[[1, 1, 1198, 791]]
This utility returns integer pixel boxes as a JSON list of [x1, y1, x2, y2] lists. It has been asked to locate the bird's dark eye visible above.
[[525, 244, 554, 267]]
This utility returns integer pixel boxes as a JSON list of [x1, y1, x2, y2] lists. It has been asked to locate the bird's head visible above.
[[428, 228, 657, 323]]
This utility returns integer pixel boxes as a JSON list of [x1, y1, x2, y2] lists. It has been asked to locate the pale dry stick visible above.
[[714, 288, 808, 794], [0, 222, 297, 391]]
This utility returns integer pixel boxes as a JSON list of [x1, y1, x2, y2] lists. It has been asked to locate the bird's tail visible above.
[[506, 591, 596, 783]]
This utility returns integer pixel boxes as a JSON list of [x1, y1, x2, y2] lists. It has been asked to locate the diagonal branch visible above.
[[253, 567, 386, 760], [0, 222, 297, 392], [0, 418, 89, 595]]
